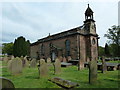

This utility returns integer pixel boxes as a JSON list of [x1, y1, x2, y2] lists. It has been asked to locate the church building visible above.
[[30, 4, 99, 63]]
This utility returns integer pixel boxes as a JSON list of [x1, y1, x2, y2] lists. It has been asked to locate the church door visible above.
[[52, 52, 56, 61]]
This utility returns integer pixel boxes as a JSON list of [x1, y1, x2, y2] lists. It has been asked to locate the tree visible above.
[[98, 46, 105, 57], [104, 25, 120, 57], [2, 42, 13, 55], [13, 36, 30, 57], [104, 43, 110, 57]]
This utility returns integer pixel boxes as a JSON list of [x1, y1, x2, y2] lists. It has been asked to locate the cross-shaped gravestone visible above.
[[54, 58, 61, 74], [89, 60, 97, 84]]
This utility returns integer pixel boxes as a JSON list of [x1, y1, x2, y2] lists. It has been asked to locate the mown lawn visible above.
[[1, 60, 119, 88]]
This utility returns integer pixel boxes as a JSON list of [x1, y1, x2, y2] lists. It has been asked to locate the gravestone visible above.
[[102, 56, 107, 73], [58, 56, 63, 62], [30, 59, 37, 68], [67, 56, 72, 62], [7, 57, 22, 75], [89, 60, 97, 84], [54, 58, 61, 74], [7, 60, 12, 72], [3, 56, 8, 63], [47, 58, 51, 63], [22, 58, 29, 68], [11, 55, 14, 60], [63, 57, 67, 62], [39, 59, 48, 77], [0, 77, 15, 89]]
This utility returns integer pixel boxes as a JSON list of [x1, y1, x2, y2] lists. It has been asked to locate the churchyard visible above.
[[0, 56, 120, 88]]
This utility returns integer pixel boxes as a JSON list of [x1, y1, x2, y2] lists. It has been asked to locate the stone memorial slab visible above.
[[8, 57, 22, 75], [0, 77, 15, 89], [39, 59, 48, 77], [30, 59, 37, 68], [89, 60, 97, 84], [54, 58, 61, 74], [49, 77, 79, 89]]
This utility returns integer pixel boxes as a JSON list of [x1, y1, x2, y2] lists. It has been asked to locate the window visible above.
[[41, 44, 45, 55], [65, 40, 70, 56], [92, 38, 96, 45]]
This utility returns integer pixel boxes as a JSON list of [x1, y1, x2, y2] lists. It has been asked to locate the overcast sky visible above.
[[0, 1, 118, 47]]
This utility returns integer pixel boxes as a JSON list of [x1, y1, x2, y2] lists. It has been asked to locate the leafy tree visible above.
[[104, 25, 120, 57], [98, 46, 105, 57], [104, 43, 110, 57], [2, 42, 13, 55], [13, 36, 30, 57]]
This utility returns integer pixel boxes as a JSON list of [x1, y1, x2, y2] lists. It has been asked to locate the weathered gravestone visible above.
[[89, 60, 97, 84], [47, 58, 51, 63], [67, 56, 72, 62], [7, 57, 22, 75], [58, 56, 63, 62], [39, 59, 48, 78], [102, 56, 107, 73], [49, 77, 79, 89], [22, 58, 29, 68], [30, 59, 37, 68], [11, 55, 14, 60], [7, 60, 12, 72], [3, 56, 9, 63], [54, 58, 61, 74], [63, 57, 67, 62], [0, 77, 15, 89]]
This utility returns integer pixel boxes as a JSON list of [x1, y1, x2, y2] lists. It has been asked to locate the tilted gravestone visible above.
[[7, 57, 22, 75], [89, 60, 97, 84], [0, 77, 15, 89], [54, 58, 61, 74], [30, 59, 37, 68], [39, 59, 48, 78], [102, 56, 107, 73]]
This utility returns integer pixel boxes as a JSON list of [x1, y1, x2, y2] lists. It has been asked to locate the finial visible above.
[[88, 4, 89, 7]]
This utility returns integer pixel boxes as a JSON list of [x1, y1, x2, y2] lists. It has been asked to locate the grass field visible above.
[[0, 60, 119, 88]]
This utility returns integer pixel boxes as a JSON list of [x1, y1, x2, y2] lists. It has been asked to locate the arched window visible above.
[[41, 44, 45, 56], [65, 40, 70, 56]]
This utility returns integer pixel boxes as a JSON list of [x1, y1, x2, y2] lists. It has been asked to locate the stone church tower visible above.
[[30, 4, 99, 68], [78, 4, 99, 70]]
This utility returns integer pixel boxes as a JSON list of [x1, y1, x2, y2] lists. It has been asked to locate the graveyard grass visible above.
[[1, 61, 119, 88]]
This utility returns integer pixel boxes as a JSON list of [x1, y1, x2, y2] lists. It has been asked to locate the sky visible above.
[[0, 0, 119, 47]]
